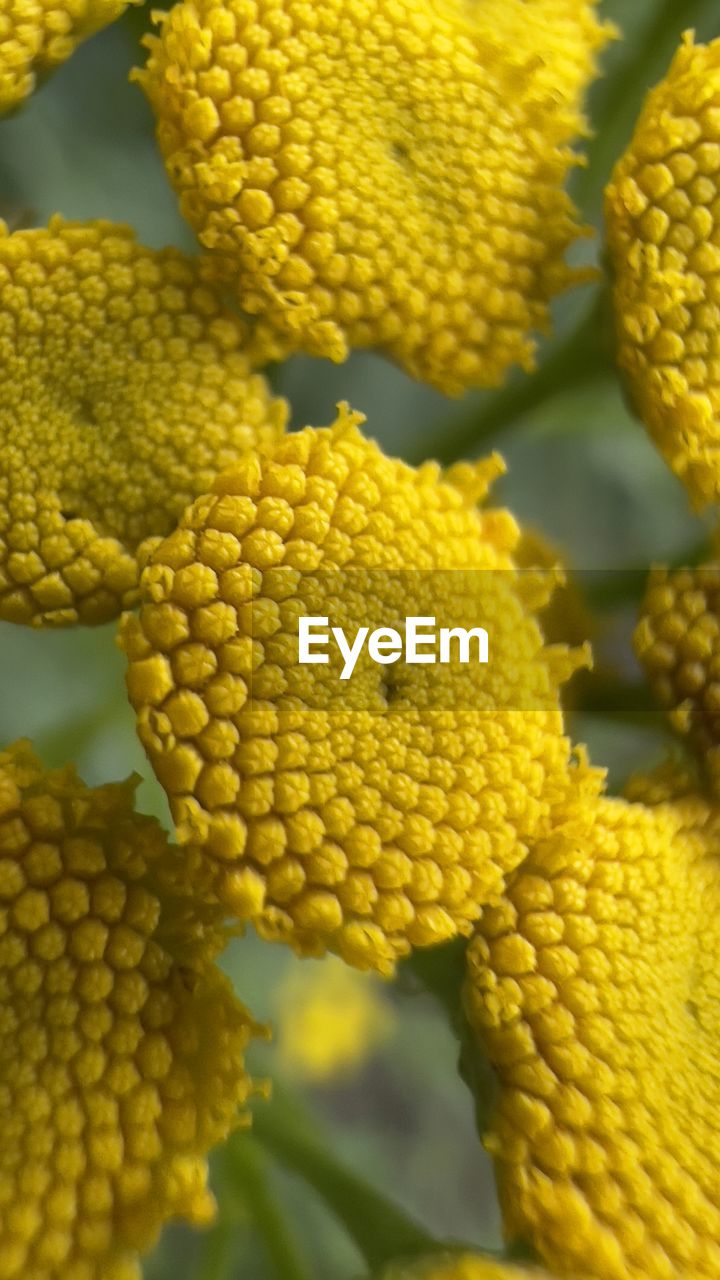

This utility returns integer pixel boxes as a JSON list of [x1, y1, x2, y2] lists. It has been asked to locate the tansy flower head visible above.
[[465, 778, 720, 1280], [0, 0, 136, 114], [635, 561, 720, 792], [377, 1254, 567, 1280], [0, 216, 286, 627], [606, 34, 720, 509], [274, 954, 392, 1083], [120, 405, 597, 975], [0, 739, 262, 1280], [135, 0, 610, 395]]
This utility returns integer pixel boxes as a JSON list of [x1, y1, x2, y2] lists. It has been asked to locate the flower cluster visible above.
[[635, 562, 720, 793], [0, 0, 133, 114], [605, 35, 720, 509], [465, 768, 720, 1280], [121, 406, 597, 974], [136, 0, 610, 394], [0, 216, 286, 627], [0, 740, 262, 1280], [9, 2, 720, 1277]]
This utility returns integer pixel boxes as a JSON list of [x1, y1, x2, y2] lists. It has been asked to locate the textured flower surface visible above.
[[378, 1252, 563, 1280], [465, 774, 720, 1280], [274, 954, 392, 1082], [0, 739, 261, 1280], [0, 216, 286, 627], [606, 35, 720, 509], [0, 0, 134, 114], [635, 561, 720, 792], [121, 405, 596, 974], [136, 0, 609, 395]]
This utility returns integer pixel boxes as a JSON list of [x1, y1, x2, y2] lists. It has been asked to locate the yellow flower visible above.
[[120, 404, 597, 974], [0, 739, 262, 1280], [135, 0, 610, 395], [377, 1253, 565, 1280], [605, 34, 720, 509], [465, 774, 720, 1280], [635, 561, 720, 792], [0, 0, 135, 114], [0, 216, 286, 627], [274, 954, 392, 1083]]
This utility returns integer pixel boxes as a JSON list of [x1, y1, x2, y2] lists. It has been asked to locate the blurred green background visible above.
[[1, 2, 719, 1276]]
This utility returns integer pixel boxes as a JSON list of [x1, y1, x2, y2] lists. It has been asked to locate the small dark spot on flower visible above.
[[391, 140, 410, 165], [686, 997, 700, 1023]]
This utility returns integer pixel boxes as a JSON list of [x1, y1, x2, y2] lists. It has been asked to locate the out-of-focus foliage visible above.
[[1, 2, 720, 1277]]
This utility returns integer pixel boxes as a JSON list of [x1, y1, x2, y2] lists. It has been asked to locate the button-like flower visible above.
[[606, 35, 720, 509], [0, 0, 135, 114], [465, 774, 720, 1280], [0, 216, 286, 627], [274, 954, 392, 1083], [0, 739, 262, 1280], [635, 562, 720, 792], [377, 1253, 566, 1280], [121, 405, 597, 974], [136, 0, 610, 395]]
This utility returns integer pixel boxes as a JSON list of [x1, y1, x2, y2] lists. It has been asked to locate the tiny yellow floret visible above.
[[121, 405, 598, 975], [606, 34, 720, 508], [466, 775, 720, 1279], [0, 740, 262, 1280], [136, 0, 610, 394], [0, 216, 286, 627], [0, 0, 136, 113], [635, 560, 720, 792]]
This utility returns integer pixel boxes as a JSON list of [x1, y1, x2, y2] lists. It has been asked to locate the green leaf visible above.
[[252, 1087, 440, 1272]]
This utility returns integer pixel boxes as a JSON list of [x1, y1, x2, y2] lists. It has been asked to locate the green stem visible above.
[[575, 674, 658, 723], [581, 568, 649, 611], [223, 1132, 312, 1280], [400, 940, 467, 1027], [252, 1090, 438, 1271], [411, 292, 612, 466], [197, 1220, 235, 1280]]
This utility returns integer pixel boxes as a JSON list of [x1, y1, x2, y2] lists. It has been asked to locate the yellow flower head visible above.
[[0, 0, 135, 114], [0, 216, 286, 627], [465, 776, 720, 1280], [120, 405, 596, 975], [605, 34, 720, 509], [0, 740, 262, 1280], [635, 561, 720, 792], [377, 1252, 563, 1280], [135, 0, 610, 395], [274, 954, 392, 1083]]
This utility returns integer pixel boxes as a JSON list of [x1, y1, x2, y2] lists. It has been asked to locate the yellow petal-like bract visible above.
[[465, 777, 720, 1280], [0, 0, 135, 114], [121, 406, 596, 974], [606, 35, 720, 509], [136, 0, 610, 394], [0, 740, 261, 1280], [0, 216, 286, 627]]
